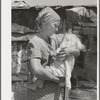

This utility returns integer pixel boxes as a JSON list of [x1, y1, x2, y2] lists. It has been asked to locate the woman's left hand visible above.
[[57, 49, 70, 59], [57, 52, 66, 58], [58, 47, 80, 58], [58, 47, 80, 57], [50, 50, 57, 57]]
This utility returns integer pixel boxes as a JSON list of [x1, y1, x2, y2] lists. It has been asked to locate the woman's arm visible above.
[[29, 58, 60, 83], [58, 47, 80, 58]]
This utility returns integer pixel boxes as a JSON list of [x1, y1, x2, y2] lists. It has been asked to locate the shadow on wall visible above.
[[74, 27, 97, 82]]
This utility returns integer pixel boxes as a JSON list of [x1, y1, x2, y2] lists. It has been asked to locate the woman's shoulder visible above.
[[29, 35, 44, 46], [28, 35, 49, 52], [29, 35, 40, 42], [27, 36, 42, 50]]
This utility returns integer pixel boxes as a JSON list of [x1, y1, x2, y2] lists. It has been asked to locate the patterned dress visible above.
[[14, 35, 63, 100]]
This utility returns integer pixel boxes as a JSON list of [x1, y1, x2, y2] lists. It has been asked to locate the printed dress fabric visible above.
[[14, 35, 63, 100], [14, 81, 62, 100]]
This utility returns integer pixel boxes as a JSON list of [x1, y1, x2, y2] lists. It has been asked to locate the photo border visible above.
[[1, 0, 99, 100]]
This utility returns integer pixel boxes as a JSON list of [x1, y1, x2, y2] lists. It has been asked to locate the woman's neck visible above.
[[38, 32, 50, 44]]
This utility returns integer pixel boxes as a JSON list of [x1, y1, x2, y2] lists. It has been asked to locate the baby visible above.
[[25, 32, 85, 90]]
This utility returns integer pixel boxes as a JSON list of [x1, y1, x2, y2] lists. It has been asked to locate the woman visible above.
[[26, 7, 81, 100], [14, 7, 80, 100], [26, 7, 63, 100]]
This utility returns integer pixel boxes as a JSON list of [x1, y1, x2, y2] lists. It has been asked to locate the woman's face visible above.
[[41, 20, 60, 37]]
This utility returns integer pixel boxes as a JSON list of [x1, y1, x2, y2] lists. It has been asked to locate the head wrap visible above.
[[36, 7, 60, 26]]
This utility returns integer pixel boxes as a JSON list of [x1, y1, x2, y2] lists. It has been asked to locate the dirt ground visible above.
[[69, 88, 97, 100], [60, 80, 97, 100], [69, 81, 97, 100], [13, 80, 97, 100]]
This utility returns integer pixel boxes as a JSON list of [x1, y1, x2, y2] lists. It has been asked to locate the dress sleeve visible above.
[[27, 42, 42, 60]]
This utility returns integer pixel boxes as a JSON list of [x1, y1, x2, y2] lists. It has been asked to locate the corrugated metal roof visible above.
[[12, 1, 30, 9], [65, 6, 97, 26]]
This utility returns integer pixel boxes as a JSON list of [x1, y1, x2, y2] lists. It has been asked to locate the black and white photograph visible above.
[[1, 0, 99, 100]]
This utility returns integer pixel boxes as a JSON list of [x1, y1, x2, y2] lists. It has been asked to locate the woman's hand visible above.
[[58, 47, 80, 58], [57, 48, 70, 59], [29, 58, 60, 84], [49, 50, 57, 57]]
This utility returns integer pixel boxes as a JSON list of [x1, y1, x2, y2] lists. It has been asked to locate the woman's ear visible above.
[[37, 23, 41, 30], [35, 20, 41, 32]]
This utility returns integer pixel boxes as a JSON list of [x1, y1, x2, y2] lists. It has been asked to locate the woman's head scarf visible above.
[[36, 7, 60, 26]]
